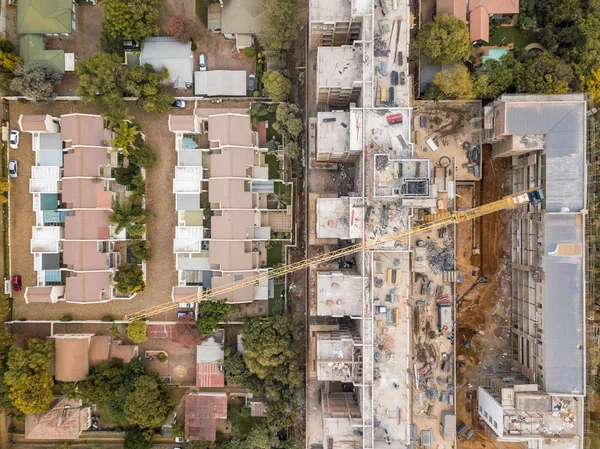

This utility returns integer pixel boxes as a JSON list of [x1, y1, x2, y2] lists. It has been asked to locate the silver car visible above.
[[8, 160, 17, 178]]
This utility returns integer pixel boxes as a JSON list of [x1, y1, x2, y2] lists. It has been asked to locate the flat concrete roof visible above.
[[317, 46, 362, 89], [316, 197, 363, 240], [317, 271, 363, 316], [316, 337, 355, 381], [317, 111, 351, 157], [310, 0, 353, 22]]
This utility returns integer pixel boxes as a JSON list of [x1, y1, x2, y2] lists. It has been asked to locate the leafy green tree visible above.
[[274, 103, 303, 138], [77, 53, 127, 107], [260, 0, 300, 52], [111, 121, 141, 156], [108, 198, 149, 238], [103, 0, 161, 42], [103, 108, 134, 131], [516, 15, 534, 31], [9, 63, 62, 102], [432, 66, 473, 99], [126, 320, 148, 343], [569, 12, 600, 79], [228, 424, 272, 449], [125, 375, 174, 428], [584, 68, 600, 101], [263, 71, 291, 101], [472, 59, 514, 99], [115, 164, 141, 187], [184, 441, 216, 449], [513, 52, 573, 94], [79, 358, 149, 420], [423, 83, 444, 100], [197, 300, 230, 336], [264, 397, 299, 431], [417, 14, 471, 64], [115, 264, 146, 295], [5, 338, 55, 414], [242, 316, 302, 387], [130, 240, 151, 262], [9, 372, 54, 414], [224, 348, 252, 385], [536, 0, 582, 26], [128, 139, 157, 168], [124, 426, 153, 449], [124, 64, 174, 113]]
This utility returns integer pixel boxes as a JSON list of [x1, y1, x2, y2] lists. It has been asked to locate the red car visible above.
[[11, 275, 21, 292]]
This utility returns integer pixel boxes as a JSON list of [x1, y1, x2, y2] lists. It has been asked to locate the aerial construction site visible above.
[[306, 0, 587, 448]]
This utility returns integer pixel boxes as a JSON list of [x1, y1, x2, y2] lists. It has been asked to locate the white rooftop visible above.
[[173, 166, 203, 193], [174, 226, 204, 253], [31, 226, 62, 253], [30, 166, 60, 193]]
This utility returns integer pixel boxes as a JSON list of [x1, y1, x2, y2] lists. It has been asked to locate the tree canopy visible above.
[[124, 375, 174, 428], [432, 66, 473, 99], [472, 58, 515, 100], [260, 0, 300, 52], [197, 300, 230, 336], [417, 14, 471, 64], [103, 0, 161, 42], [263, 71, 291, 101], [513, 51, 573, 94], [126, 320, 148, 344], [115, 264, 146, 295], [124, 426, 153, 449], [5, 338, 55, 414], [10, 63, 62, 102]]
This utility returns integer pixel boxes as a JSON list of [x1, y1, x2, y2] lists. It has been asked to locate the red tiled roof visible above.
[[185, 393, 228, 441], [196, 362, 225, 388]]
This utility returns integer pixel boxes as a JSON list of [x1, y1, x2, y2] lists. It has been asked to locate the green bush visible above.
[[191, 42, 197, 51], [156, 352, 167, 363], [101, 315, 115, 322], [126, 320, 148, 344], [60, 315, 73, 322], [244, 46, 256, 57]]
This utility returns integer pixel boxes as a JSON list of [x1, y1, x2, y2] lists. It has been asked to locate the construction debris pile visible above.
[[374, 33, 391, 57], [426, 241, 454, 273]]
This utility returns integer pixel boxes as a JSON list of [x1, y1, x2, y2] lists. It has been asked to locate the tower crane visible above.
[[124, 188, 543, 321]]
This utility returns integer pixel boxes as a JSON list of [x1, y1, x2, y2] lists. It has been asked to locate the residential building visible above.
[[169, 112, 293, 305], [185, 392, 228, 441], [140, 37, 194, 90], [317, 46, 362, 108], [207, 0, 264, 51], [17, 0, 76, 73], [309, 0, 363, 49], [25, 399, 91, 440], [20, 113, 141, 304], [52, 333, 138, 382], [480, 94, 586, 446], [477, 373, 582, 445], [436, 0, 519, 43], [194, 70, 247, 96], [196, 332, 225, 388]]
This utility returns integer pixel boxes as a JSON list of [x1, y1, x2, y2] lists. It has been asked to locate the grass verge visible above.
[[488, 26, 534, 48], [265, 153, 281, 180], [196, 0, 208, 26]]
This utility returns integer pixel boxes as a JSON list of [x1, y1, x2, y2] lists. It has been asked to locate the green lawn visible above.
[[488, 26, 534, 48], [196, 0, 208, 25], [267, 241, 283, 266], [268, 289, 285, 316], [265, 154, 281, 180], [264, 111, 281, 143], [274, 182, 292, 204]]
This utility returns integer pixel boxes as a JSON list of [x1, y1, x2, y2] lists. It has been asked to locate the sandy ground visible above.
[[455, 147, 526, 449], [159, 0, 256, 77], [8, 99, 249, 322]]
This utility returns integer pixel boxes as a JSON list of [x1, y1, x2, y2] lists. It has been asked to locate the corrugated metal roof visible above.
[[194, 70, 247, 96], [176, 193, 201, 211], [185, 393, 227, 441], [503, 96, 586, 213], [543, 213, 585, 395]]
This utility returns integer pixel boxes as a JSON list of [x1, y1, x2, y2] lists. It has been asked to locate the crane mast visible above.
[[124, 188, 543, 321]]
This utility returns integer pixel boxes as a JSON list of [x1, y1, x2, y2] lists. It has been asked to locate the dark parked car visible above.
[[11, 275, 21, 292], [171, 100, 186, 109]]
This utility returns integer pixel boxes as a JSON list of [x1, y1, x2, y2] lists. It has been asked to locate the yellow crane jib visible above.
[[124, 188, 543, 321]]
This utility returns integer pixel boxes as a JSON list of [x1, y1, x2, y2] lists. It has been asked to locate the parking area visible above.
[[7, 99, 248, 322]]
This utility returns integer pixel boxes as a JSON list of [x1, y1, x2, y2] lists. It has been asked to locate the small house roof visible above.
[[19, 34, 65, 74], [25, 399, 91, 440], [221, 0, 264, 35], [53, 335, 92, 382], [185, 393, 228, 441], [17, 0, 73, 35]]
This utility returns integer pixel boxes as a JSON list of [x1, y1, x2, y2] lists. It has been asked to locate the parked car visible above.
[[11, 275, 21, 292], [171, 100, 186, 109], [198, 53, 207, 71], [179, 302, 194, 309], [177, 311, 194, 319], [248, 74, 256, 91], [175, 437, 184, 443], [123, 39, 140, 51], [8, 160, 17, 178], [9, 130, 19, 149]]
